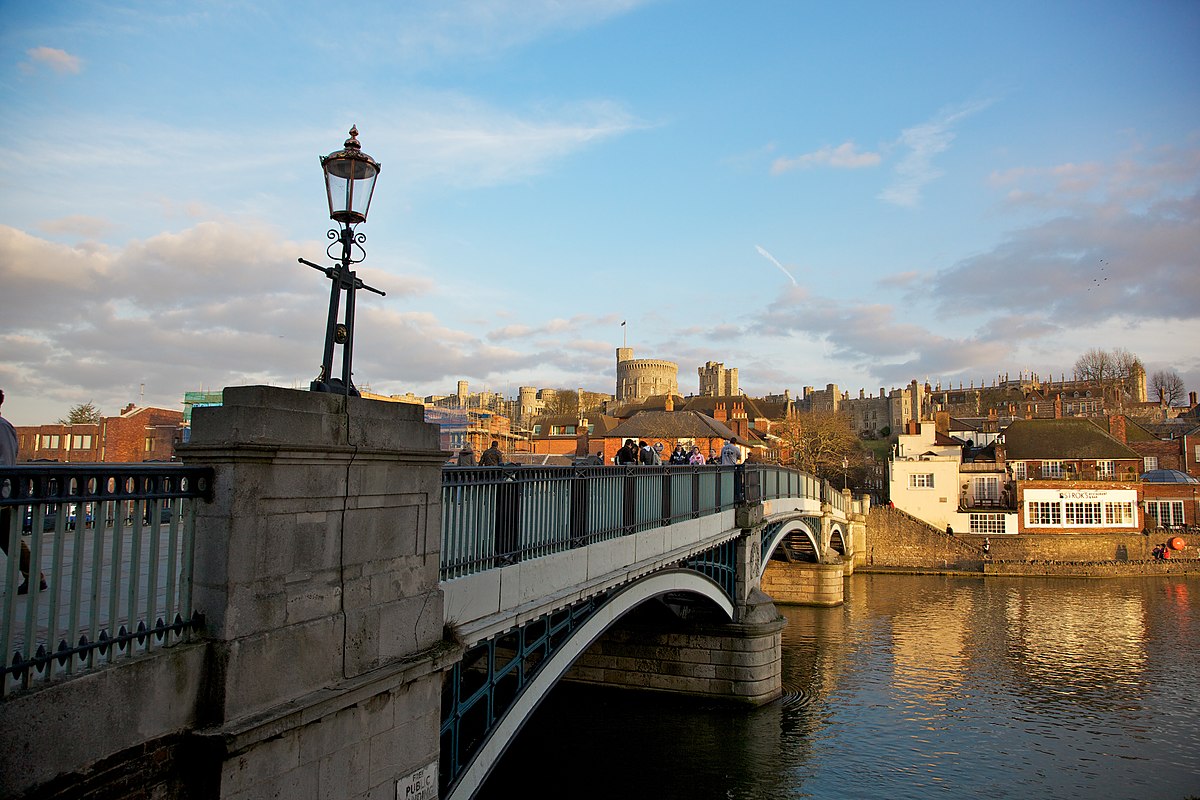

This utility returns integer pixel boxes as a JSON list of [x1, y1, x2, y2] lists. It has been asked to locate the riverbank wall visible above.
[[863, 506, 1200, 576]]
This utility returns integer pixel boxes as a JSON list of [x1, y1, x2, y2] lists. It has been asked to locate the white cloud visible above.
[[771, 141, 881, 175], [380, 0, 652, 68], [933, 146, 1200, 325], [0, 222, 622, 424], [390, 96, 645, 189], [878, 99, 992, 207], [23, 46, 82, 75]]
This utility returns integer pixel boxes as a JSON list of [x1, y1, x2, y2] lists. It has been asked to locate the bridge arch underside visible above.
[[760, 516, 823, 574], [442, 571, 733, 800]]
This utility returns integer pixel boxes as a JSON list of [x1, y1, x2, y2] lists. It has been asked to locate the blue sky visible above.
[[1, 1, 1198, 425]]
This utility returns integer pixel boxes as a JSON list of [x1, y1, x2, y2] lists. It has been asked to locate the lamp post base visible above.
[[310, 378, 359, 397]]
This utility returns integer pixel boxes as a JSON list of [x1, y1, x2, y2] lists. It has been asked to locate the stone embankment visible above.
[[864, 506, 1199, 577]]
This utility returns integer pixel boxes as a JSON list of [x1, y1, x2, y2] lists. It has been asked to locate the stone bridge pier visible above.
[[565, 502, 787, 706], [182, 386, 454, 799]]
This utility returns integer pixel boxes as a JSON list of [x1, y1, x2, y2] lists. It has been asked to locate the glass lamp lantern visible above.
[[321, 126, 381, 225]]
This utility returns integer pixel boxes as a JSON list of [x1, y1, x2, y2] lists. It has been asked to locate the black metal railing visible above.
[[1, 463, 214, 696], [440, 463, 831, 580]]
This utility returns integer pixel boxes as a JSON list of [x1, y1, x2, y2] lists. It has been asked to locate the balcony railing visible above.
[[1, 463, 214, 696]]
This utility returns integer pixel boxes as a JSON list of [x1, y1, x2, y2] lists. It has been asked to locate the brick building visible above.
[[1140, 469, 1200, 530], [14, 423, 102, 462], [14, 404, 184, 462]]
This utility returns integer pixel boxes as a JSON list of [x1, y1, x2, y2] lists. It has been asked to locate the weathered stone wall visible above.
[[865, 505, 1195, 572], [0, 644, 209, 799], [864, 506, 982, 569], [761, 561, 844, 606]]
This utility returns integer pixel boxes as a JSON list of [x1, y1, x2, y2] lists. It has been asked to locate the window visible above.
[[40, 434, 61, 449], [1028, 501, 1061, 526], [909, 473, 935, 488], [1064, 501, 1102, 525], [1012, 462, 1027, 480], [1143, 456, 1158, 472], [1105, 502, 1134, 525], [1095, 460, 1115, 479], [1146, 500, 1185, 527], [1041, 461, 1063, 478], [71, 434, 93, 449], [969, 513, 1006, 534], [532, 424, 542, 435], [145, 437, 155, 452], [973, 476, 1000, 502]]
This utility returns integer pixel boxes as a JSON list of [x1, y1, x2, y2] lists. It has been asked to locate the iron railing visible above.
[[440, 463, 830, 580], [1, 463, 214, 696]]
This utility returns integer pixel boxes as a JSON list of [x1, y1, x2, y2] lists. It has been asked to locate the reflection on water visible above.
[[481, 575, 1200, 799]]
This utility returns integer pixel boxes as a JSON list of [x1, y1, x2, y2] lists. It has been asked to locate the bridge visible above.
[[0, 387, 864, 800]]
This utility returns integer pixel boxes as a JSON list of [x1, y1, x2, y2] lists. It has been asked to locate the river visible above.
[[479, 573, 1200, 799]]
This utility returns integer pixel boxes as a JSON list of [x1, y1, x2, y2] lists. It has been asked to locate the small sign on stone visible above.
[[397, 760, 438, 800]]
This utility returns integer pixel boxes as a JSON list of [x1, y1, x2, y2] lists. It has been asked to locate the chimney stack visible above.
[[1109, 414, 1127, 444]]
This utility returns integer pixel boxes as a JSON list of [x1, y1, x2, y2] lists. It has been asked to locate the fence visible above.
[[440, 463, 828, 580], [1, 463, 213, 696]]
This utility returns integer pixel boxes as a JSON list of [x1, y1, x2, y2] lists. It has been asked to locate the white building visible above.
[[888, 420, 1019, 535]]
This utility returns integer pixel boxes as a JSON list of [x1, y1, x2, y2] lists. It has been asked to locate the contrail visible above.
[[755, 245, 798, 285]]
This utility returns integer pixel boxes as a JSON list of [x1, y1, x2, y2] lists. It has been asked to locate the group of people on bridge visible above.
[[613, 437, 740, 467], [451, 437, 742, 468]]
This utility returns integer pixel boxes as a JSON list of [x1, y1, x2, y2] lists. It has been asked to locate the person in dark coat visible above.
[[479, 440, 503, 466], [615, 439, 639, 465]]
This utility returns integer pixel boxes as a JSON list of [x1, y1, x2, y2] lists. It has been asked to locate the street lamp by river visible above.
[[301, 126, 386, 396], [842, 457, 849, 491]]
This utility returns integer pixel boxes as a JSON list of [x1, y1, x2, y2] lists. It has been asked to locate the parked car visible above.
[[21, 503, 92, 533]]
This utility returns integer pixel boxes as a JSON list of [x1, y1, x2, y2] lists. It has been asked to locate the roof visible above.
[[604, 410, 747, 444], [606, 394, 687, 418], [934, 431, 962, 446], [680, 395, 788, 420], [1086, 415, 1157, 442], [1140, 469, 1200, 484], [529, 413, 621, 437], [1002, 418, 1141, 460]]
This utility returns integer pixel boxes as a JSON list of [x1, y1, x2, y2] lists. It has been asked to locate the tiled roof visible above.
[[605, 411, 746, 444], [530, 413, 621, 437], [680, 395, 783, 420], [1002, 418, 1140, 460]]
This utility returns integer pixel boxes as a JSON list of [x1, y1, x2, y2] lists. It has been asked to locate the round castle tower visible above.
[[615, 348, 678, 403]]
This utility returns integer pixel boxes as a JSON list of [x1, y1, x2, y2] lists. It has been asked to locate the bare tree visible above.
[[1074, 348, 1114, 382], [1112, 348, 1141, 378], [1150, 370, 1186, 405], [771, 410, 861, 483], [1074, 348, 1141, 382], [58, 401, 101, 425], [542, 389, 579, 417]]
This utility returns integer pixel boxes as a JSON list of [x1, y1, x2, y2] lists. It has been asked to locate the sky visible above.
[[1, 0, 1198, 426]]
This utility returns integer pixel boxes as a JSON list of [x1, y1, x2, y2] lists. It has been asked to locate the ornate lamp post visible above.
[[301, 126, 385, 395]]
